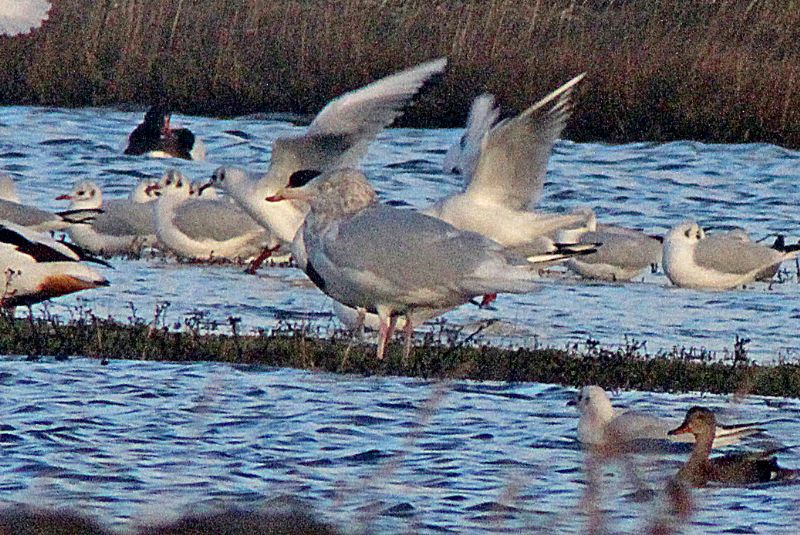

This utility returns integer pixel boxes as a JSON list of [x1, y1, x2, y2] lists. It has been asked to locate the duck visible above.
[[55, 179, 158, 256], [571, 386, 764, 450], [124, 104, 205, 161], [0, 221, 109, 308], [668, 406, 799, 487]]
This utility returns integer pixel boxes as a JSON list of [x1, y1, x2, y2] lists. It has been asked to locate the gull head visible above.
[[208, 166, 252, 193], [152, 169, 190, 199], [56, 180, 102, 208], [130, 178, 159, 203], [668, 406, 716, 438], [569, 386, 615, 422], [666, 220, 705, 248], [266, 168, 378, 217]]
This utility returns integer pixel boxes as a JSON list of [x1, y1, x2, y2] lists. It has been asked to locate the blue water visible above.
[[1, 106, 800, 533]]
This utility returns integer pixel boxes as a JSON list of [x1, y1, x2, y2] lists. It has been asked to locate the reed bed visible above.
[[1, 0, 799, 146], [5, 306, 800, 397]]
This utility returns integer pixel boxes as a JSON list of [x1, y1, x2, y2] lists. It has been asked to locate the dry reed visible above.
[[0, 0, 799, 146]]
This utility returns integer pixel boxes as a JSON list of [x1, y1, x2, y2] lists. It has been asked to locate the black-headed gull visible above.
[[554, 211, 663, 281], [0, 221, 108, 308], [151, 169, 275, 263], [571, 386, 764, 450], [124, 105, 205, 161], [662, 221, 800, 289], [207, 58, 448, 259], [0, 0, 50, 36], [668, 407, 798, 487], [56, 180, 158, 256], [423, 74, 594, 252], [267, 168, 579, 359]]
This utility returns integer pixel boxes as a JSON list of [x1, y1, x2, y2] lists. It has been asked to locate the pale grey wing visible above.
[[261, 134, 356, 190], [323, 206, 529, 295], [174, 200, 265, 242], [443, 93, 501, 179], [465, 74, 584, 211], [0, 0, 51, 36], [695, 236, 783, 275], [606, 411, 676, 442], [307, 58, 447, 165], [90, 200, 153, 237], [261, 59, 446, 190], [0, 199, 61, 228], [578, 230, 661, 269]]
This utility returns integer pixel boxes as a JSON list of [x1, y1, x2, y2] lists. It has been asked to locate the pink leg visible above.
[[479, 293, 497, 308], [245, 244, 280, 274], [402, 315, 414, 359], [377, 316, 390, 360]]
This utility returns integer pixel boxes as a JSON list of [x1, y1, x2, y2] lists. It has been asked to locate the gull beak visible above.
[[196, 182, 212, 194], [667, 422, 692, 436], [266, 186, 309, 203], [566, 398, 577, 407], [145, 183, 160, 195], [55, 194, 72, 201]]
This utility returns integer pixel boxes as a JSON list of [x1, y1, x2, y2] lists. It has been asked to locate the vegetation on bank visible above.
[[0, 1, 799, 147], [4, 306, 800, 398]]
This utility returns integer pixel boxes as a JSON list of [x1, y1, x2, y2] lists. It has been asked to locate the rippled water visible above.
[[1, 357, 799, 534], [2, 106, 799, 360], [1, 106, 800, 532]]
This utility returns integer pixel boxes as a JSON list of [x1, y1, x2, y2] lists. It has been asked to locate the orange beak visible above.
[[667, 422, 692, 436]]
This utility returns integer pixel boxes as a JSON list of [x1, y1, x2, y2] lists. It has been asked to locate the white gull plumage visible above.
[[0, 221, 108, 308], [56, 179, 158, 256], [151, 169, 275, 262], [208, 58, 448, 257], [662, 220, 800, 290], [0, 0, 50, 37], [571, 386, 764, 449], [423, 74, 594, 255], [269, 168, 574, 359]]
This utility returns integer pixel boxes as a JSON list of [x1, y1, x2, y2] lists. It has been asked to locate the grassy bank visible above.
[[4, 307, 800, 398], [0, 1, 799, 147]]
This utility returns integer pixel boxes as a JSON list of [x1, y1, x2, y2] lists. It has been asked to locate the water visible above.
[[1, 106, 800, 532], [2, 106, 799, 360], [1, 358, 799, 533]]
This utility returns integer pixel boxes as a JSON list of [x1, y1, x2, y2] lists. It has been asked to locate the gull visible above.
[[669, 407, 798, 487], [0, 0, 50, 36], [207, 58, 448, 259], [0, 193, 100, 233], [267, 168, 577, 359], [422, 75, 594, 252], [151, 169, 275, 263], [570, 386, 764, 450], [0, 174, 21, 203], [442, 94, 500, 176], [124, 105, 206, 161], [56, 179, 157, 256], [0, 221, 109, 308], [554, 211, 663, 281], [662, 221, 800, 290]]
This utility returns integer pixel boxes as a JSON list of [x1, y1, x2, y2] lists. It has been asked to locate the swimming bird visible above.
[[56, 180, 157, 256], [0, 174, 21, 203], [0, 221, 109, 308], [267, 168, 575, 359], [0, 0, 50, 36], [662, 221, 800, 289], [207, 58, 448, 261], [570, 386, 764, 450], [151, 169, 275, 263], [554, 211, 663, 281], [668, 406, 798, 487], [124, 105, 205, 161], [422, 75, 594, 252]]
